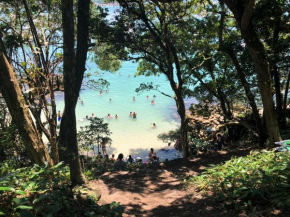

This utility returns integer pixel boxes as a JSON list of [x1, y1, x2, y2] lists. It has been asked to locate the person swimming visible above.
[[100, 90, 103, 95], [81, 101, 84, 105], [152, 123, 156, 128], [115, 114, 118, 119], [129, 111, 132, 117], [151, 100, 155, 105], [91, 113, 95, 117], [146, 95, 149, 99], [107, 114, 112, 118], [132, 112, 137, 118], [133, 96, 136, 101]]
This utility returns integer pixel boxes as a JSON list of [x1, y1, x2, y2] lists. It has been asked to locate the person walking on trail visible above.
[[101, 139, 107, 155]]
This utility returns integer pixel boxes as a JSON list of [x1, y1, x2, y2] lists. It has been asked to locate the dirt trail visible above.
[[93, 149, 253, 217]]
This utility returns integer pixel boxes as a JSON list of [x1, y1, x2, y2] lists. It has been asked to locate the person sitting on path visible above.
[[127, 155, 134, 163], [149, 148, 157, 162], [114, 153, 126, 169], [110, 154, 115, 162]]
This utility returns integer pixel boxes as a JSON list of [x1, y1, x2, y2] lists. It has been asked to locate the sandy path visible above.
[[96, 166, 190, 216]]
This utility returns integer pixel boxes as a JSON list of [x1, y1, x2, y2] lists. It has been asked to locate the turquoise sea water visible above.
[[55, 61, 184, 161], [55, 6, 196, 161]]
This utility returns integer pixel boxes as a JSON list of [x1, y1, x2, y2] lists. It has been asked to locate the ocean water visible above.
[[55, 6, 197, 161], [55, 60, 185, 161]]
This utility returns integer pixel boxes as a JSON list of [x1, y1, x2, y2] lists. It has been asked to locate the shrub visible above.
[[189, 151, 290, 210], [0, 162, 123, 216]]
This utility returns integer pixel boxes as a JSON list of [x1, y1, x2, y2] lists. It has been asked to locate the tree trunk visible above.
[[175, 94, 190, 158], [283, 71, 290, 113], [222, 0, 281, 146], [61, 0, 85, 185], [225, 49, 266, 146], [0, 51, 53, 166], [58, 0, 91, 163]]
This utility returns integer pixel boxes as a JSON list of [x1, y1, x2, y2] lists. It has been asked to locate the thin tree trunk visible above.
[[283, 71, 290, 113], [61, 0, 85, 185], [225, 49, 266, 145], [58, 0, 91, 163], [0, 51, 53, 166]]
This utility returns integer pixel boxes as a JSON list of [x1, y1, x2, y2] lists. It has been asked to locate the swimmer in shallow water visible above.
[[129, 111, 132, 117], [133, 96, 136, 101], [81, 101, 84, 105], [151, 100, 155, 105], [91, 113, 95, 118], [107, 114, 112, 118], [115, 114, 118, 119], [152, 123, 156, 128], [132, 112, 137, 118]]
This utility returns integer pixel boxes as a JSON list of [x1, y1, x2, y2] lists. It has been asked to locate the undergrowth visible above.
[[189, 151, 290, 211], [0, 162, 123, 216]]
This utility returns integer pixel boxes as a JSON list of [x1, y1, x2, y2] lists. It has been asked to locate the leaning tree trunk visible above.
[[225, 49, 266, 146], [61, 0, 85, 185], [0, 51, 53, 166], [222, 0, 281, 146]]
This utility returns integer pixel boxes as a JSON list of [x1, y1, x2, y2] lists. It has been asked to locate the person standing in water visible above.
[[132, 112, 137, 118], [101, 139, 107, 155], [57, 111, 61, 121]]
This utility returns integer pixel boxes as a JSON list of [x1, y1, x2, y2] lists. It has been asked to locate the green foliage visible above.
[[0, 162, 124, 216], [78, 117, 112, 154], [157, 128, 181, 144], [0, 124, 26, 163], [189, 151, 290, 210]]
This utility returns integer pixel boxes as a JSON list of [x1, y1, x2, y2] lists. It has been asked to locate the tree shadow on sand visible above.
[[98, 146, 265, 216]]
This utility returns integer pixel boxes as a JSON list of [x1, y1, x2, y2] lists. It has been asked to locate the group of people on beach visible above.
[[94, 148, 159, 169]]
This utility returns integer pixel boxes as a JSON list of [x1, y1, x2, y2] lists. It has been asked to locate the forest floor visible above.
[[92, 146, 289, 217]]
